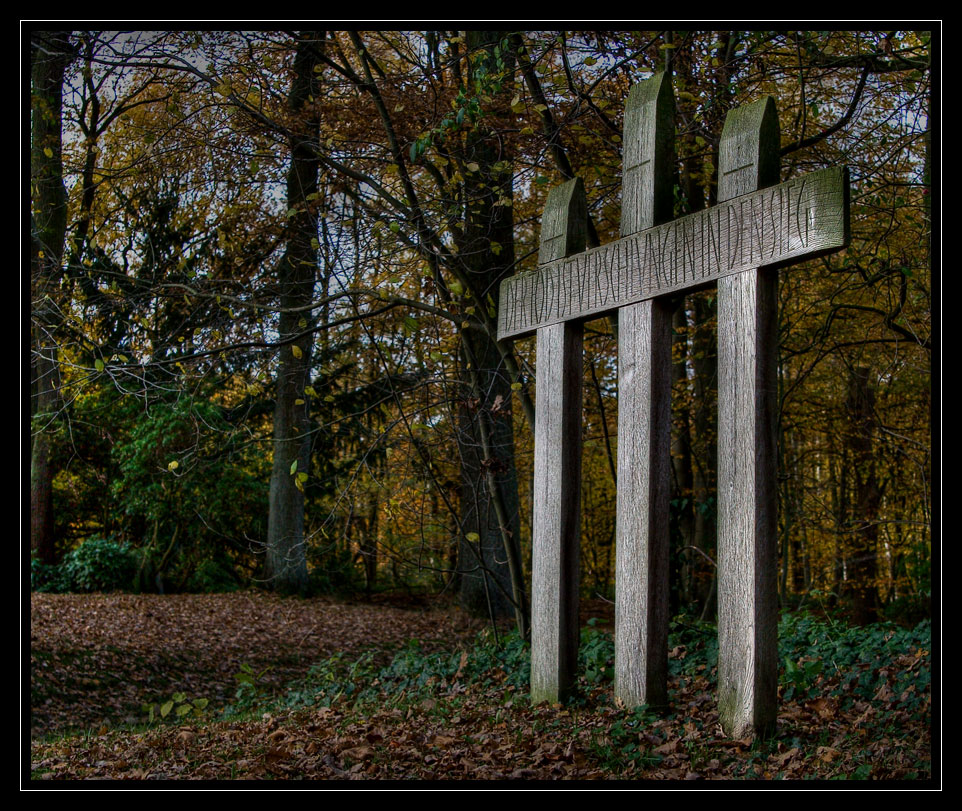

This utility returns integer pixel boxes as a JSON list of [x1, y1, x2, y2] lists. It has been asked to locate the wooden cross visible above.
[[501, 72, 849, 738]]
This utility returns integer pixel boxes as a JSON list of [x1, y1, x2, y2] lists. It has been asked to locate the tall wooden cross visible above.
[[499, 72, 849, 738]]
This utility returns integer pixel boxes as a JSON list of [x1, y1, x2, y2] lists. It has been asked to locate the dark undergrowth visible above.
[[29, 595, 933, 783]]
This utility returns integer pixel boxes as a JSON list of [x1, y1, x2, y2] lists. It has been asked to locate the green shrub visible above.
[[31, 557, 70, 593], [186, 558, 240, 593], [579, 620, 614, 685], [60, 537, 137, 593]]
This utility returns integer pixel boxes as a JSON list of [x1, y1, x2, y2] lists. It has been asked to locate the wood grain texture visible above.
[[716, 96, 780, 739], [621, 72, 674, 237], [498, 167, 848, 340], [615, 298, 671, 708], [530, 321, 583, 703], [614, 72, 674, 710], [539, 178, 587, 265], [530, 177, 587, 704]]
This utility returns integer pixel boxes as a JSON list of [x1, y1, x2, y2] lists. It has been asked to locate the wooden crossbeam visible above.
[[497, 167, 848, 341], [509, 73, 849, 734]]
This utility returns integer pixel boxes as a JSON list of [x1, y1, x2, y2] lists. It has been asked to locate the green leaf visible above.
[[172, 692, 186, 703], [466, 532, 480, 543], [160, 700, 174, 718], [192, 698, 209, 710], [176, 703, 192, 717], [94, 358, 105, 372], [305, 385, 318, 397], [296, 472, 308, 484], [290, 460, 298, 476]]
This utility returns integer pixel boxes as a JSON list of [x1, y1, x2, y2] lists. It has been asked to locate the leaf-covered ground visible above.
[[27, 593, 934, 784]]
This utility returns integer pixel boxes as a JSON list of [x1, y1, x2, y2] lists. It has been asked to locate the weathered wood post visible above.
[[614, 73, 674, 709], [498, 73, 848, 733], [716, 97, 781, 738], [529, 178, 587, 704]]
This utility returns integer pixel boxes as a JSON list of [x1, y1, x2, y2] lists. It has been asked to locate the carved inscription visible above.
[[499, 167, 847, 340]]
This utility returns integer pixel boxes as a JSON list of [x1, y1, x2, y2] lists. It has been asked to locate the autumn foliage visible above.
[[28, 28, 934, 781]]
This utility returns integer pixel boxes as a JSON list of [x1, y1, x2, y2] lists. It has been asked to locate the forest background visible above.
[[29, 29, 933, 633]]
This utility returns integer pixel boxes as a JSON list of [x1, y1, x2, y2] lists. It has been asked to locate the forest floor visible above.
[[27, 592, 934, 785]]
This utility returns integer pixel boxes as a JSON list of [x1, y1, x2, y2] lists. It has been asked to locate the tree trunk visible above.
[[456, 31, 525, 628], [691, 294, 718, 619], [844, 366, 881, 623], [30, 31, 73, 566], [670, 305, 696, 611], [265, 32, 324, 594]]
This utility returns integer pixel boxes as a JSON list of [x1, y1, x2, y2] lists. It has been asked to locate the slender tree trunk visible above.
[[456, 32, 526, 631], [691, 294, 718, 618], [265, 32, 325, 594], [30, 31, 73, 566], [844, 366, 881, 623], [669, 306, 695, 610]]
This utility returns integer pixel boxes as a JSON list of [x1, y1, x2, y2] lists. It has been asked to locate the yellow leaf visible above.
[[511, 382, 522, 391], [466, 532, 480, 543], [465, 162, 480, 173], [43, 147, 53, 158], [305, 386, 317, 397], [168, 461, 179, 471], [295, 398, 305, 405], [291, 345, 302, 359]]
